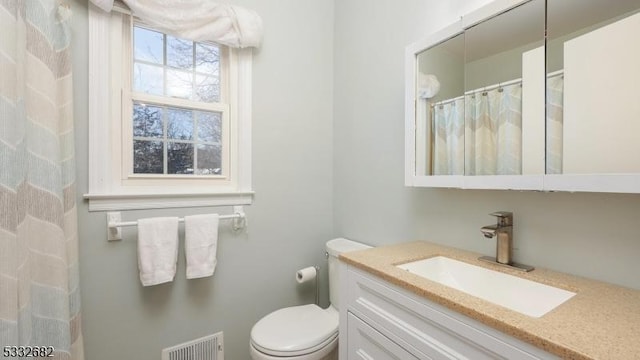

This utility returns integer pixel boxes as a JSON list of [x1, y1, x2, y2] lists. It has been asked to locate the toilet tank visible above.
[[326, 238, 371, 310]]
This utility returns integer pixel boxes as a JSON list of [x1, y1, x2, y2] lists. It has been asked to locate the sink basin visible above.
[[396, 256, 576, 318]]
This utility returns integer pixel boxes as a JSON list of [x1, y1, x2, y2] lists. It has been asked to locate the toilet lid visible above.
[[251, 304, 338, 356]]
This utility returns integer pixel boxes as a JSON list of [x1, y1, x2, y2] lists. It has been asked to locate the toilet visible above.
[[249, 238, 371, 360]]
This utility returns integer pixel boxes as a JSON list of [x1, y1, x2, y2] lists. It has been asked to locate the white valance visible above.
[[90, 0, 263, 48]]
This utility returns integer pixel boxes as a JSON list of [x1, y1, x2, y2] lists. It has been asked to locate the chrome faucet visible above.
[[480, 211, 513, 264], [479, 211, 534, 272]]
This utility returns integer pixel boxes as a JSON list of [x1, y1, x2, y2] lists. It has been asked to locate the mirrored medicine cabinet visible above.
[[405, 0, 640, 193]]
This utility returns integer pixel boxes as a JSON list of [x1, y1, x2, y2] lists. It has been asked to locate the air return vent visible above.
[[161, 332, 224, 360]]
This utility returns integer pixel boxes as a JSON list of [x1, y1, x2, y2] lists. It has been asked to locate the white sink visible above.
[[396, 256, 576, 318]]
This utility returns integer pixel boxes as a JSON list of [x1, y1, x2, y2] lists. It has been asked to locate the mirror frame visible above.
[[405, 20, 465, 189], [405, 0, 640, 193], [543, 0, 640, 194], [405, 0, 543, 190]]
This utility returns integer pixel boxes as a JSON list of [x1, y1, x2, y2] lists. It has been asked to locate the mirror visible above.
[[546, 0, 640, 174], [416, 34, 465, 176], [414, 0, 545, 177], [464, 0, 545, 176]]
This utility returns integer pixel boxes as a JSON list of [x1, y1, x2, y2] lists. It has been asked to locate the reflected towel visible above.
[[137, 217, 179, 286], [185, 214, 219, 279]]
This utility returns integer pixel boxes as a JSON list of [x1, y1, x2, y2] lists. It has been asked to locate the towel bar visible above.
[[106, 206, 246, 241]]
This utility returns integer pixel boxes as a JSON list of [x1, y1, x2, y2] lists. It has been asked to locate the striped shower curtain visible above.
[[430, 84, 522, 176], [546, 74, 563, 174], [465, 83, 522, 175], [432, 98, 465, 175], [0, 0, 84, 358]]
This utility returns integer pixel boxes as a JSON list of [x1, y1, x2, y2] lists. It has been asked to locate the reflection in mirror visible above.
[[464, 0, 545, 176], [546, 0, 640, 174], [415, 33, 465, 175]]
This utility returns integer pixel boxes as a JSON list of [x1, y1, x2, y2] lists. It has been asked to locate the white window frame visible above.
[[124, 20, 232, 184], [85, 4, 253, 211]]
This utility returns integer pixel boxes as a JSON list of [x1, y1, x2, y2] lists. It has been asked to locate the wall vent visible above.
[[161, 332, 224, 360]]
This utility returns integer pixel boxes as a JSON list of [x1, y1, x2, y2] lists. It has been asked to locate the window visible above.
[[86, 8, 253, 211], [129, 25, 228, 178]]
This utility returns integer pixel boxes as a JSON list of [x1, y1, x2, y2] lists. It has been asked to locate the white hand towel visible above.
[[185, 214, 219, 279], [137, 217, 179, 286]]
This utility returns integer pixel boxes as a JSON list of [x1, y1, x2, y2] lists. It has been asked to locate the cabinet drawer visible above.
[[346, 267, 557, 360], [348, 313, 420, 360]]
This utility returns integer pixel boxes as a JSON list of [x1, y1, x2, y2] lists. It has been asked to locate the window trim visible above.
[[85, 5, 253, 211]]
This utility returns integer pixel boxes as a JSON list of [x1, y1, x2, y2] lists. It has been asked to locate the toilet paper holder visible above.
[[296, 266, 320, 306]]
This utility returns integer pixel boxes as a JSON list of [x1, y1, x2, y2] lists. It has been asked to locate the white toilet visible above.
[[249, 238, 371, 360]]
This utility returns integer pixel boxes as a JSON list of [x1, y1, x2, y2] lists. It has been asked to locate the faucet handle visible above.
[[489, 211, 512, 226]]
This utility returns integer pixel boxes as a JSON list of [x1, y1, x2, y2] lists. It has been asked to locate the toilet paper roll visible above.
[[296, 266, 317, 284]]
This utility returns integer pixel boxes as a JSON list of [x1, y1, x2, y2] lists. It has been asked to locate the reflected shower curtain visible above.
[[432, 98, 465, 175], [546, 74, 564, 174], [0, 0, 84, 358], [465, 83, 522, 175]]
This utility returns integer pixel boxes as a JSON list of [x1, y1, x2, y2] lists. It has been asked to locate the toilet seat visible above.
[[250, 336, 337, 360], [250, 304, 338, 357]]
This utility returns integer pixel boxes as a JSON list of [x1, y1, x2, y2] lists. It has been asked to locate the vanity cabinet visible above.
[[339, 264, 558, 360], [347, 314, 419, 360]]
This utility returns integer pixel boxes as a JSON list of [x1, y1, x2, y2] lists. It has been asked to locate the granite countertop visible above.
[[339, 241, 640, 360]]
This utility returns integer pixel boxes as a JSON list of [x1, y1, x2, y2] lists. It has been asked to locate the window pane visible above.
[[134, 140, 163, 174], [195, 43, 219, 74], [134, 27, 163, 64], [197, 144, 221, 175], [133, 103, 163, 138], [195, 74, 220, 103], [166, 69, 193, 99], [168, 142, 194, 174], [128, 25, 231, 180], [167, 36, 194, 69], [133, 63, 164, 95], [197, 111, 222, 143], [167, 108, 193, 140]]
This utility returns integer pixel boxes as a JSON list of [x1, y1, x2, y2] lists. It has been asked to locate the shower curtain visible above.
[[0, 0, 84, 358], [432, 97, 465, 175], [465, 83, 522, 175], [431, 83, 522, 176], [546, 74, 564, 174]]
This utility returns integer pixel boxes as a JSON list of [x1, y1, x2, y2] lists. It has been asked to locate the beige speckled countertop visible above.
[[339, 241, 640, 360]]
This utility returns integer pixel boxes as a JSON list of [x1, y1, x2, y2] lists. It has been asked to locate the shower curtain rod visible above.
[[431, 95, 464, 107], [463, 77, 522, 95], [429, 70, 565, 108], [547, 69, 564, 78], [430, 77, 523, 107]]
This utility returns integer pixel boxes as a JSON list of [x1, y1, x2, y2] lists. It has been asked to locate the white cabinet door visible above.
[[347, 313, 421, 360], [344, 266, 559, 360]]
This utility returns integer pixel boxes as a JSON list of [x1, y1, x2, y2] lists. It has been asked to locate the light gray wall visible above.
[[333, 0, 640, 291], [71, 0, 334, 359]]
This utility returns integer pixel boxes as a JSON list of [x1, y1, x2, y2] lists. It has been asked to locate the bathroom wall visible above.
[[68, 0, 640, 359], [333, 0, 640, 290], [71, 0, 334, 359]]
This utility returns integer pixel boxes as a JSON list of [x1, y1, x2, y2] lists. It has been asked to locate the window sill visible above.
[[83, 191, 254, 211]]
